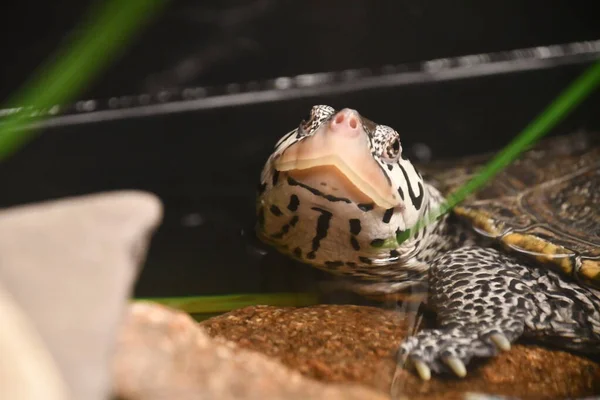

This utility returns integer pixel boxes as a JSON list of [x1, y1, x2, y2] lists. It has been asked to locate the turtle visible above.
[[254, 104, 600, 380]]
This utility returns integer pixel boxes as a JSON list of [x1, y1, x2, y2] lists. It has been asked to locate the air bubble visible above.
[[226, 83, 241, 93], [193, 87, 207, 97], [535, 46, 551, 58], [424, 58, 451, 72], [83, 100, 96, 112], [157, 91, 170, 102], [341, 69, 360, 80], [274, 77, 292, 90]]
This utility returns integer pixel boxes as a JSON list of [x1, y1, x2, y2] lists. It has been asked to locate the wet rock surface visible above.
[[112, 302, 388, 400], [201, 305, 600, 400]]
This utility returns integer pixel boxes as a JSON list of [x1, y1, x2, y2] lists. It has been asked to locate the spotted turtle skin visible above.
[[255, 105, 600, 380]]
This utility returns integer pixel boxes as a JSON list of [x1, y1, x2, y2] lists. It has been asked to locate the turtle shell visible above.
[[419, 131, 600, 290]]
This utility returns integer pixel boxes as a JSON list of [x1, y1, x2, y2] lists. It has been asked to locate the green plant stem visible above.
[[135, 292, 321, 314], [402, 60, 600, 242], [0, 0, 168, 161]]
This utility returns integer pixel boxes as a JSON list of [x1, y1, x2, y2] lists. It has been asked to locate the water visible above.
[[0, 60, 599, 399], [4, 63, 599, 298]]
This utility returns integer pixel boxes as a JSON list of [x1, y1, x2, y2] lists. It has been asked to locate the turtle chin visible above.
[[285, 165, 376, 207]]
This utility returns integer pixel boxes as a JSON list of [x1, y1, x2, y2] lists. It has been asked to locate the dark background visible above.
[[0, 0, 599, 298], [1, 0, 599, 100]]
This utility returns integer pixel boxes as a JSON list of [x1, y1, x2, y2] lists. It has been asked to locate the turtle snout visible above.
[[329, 109, 361, 137]]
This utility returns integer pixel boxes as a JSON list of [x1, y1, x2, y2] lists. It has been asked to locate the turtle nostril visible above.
[[349, 117, 357, 129], [330, 109, 360, 135], [332, 111, 358, 129]]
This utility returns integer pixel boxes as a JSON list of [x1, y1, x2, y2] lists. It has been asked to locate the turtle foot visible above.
[[398, 327, 514, 380]]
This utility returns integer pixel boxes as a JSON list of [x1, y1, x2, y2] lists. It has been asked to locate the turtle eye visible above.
[[386, 137, 401, 160], [312, 104, 335, 120], [299, 105, 335, 137], [374, 125, 402, 162]]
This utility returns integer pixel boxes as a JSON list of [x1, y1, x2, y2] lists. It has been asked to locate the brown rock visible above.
[[201, 305, 600, 400], [112, 302, 389, 400]]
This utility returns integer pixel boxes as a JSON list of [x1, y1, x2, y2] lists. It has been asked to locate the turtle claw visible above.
[[489, 333, 511, 351], [413, 359, 431, 381], [399, 326, 521, 381], [443, 356, 467, 378]]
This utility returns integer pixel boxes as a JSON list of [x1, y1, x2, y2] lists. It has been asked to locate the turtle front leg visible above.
[[399, 246, 533, 380]]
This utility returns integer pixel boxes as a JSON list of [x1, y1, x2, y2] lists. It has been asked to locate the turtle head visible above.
[[256, 105, 429, 270]]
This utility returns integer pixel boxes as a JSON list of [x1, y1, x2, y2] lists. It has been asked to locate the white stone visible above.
[[0, 191, 163, 400]]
